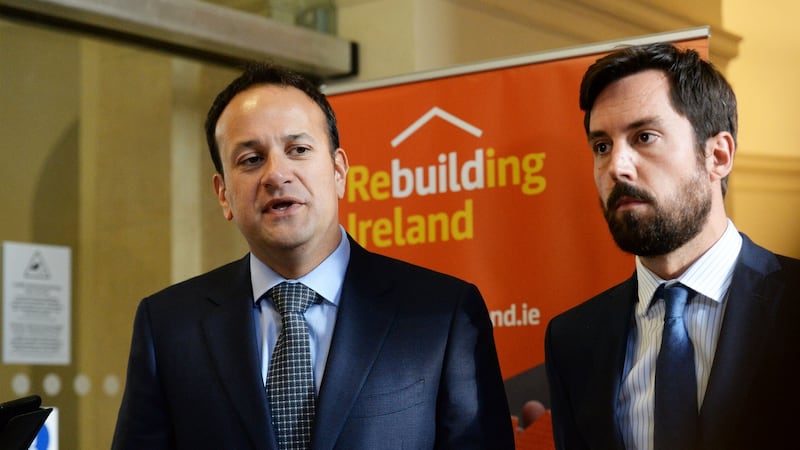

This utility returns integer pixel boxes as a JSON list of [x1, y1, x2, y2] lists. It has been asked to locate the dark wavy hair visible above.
[[579, 43, 737, 196], [204, 61, 340, 175]]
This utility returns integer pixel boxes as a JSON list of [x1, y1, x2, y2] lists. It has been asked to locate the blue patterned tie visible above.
[[267, 282, 320, 450], [654, 284, 697, 450]]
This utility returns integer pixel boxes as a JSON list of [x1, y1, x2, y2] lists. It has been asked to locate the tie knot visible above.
[[268, 282, 319, 316], [656, 284, 690, 319]]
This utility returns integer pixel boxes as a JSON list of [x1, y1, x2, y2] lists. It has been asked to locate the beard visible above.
[[601, 171, 712, 257]]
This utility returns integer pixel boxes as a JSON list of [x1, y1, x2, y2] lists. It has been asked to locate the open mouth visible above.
[[271, 201, 295, 211], [265, 197, 302, 213]]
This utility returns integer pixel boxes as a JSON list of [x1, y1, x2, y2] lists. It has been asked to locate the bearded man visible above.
[[544, 43, 800, 450]]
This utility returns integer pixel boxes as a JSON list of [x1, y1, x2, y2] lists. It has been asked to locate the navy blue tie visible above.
[[654, 283, 697, 450]]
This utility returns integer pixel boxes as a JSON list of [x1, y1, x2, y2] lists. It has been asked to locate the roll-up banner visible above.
[[325, 28, 710, 413]]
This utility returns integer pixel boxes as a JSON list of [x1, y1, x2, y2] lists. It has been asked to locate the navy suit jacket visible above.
[[112, 236, 513, 449], [545, 234, 800, 450]]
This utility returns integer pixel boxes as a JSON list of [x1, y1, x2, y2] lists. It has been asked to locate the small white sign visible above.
[[29, 406, 58, 450], [3, 242, 71, 365]]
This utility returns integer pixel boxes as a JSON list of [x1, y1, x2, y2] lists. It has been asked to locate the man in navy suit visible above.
[[111, 62, 513, 449], [545, 43, 800, 449]]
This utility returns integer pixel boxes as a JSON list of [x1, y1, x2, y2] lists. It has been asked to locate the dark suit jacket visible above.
[[545, 234, 800, 450], [112, 236, 513, 449]]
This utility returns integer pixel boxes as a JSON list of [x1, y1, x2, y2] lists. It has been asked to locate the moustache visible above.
[[605, 182, 654, 211]]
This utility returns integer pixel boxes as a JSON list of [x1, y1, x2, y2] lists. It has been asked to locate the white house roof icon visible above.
[[391, 106, 483, 148]]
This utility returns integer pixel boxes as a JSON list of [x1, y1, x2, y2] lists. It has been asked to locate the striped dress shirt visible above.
[[616, 220, 742, 450]]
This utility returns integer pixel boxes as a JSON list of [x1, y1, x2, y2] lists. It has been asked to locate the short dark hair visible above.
[[204, 61, 340, 175], [579, 43, 737, 196]]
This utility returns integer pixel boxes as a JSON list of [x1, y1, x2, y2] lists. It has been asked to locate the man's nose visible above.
[[261, 152, 291, 187], [605, 144, 636, 182]]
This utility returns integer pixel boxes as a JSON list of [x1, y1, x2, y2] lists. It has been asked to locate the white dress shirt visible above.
[[250, 226, 350, 394], [617, 220, 742, 450]]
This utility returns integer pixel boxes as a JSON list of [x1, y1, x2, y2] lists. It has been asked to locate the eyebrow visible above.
[[232, 132, 315, 150], [587, 116, 662, 141], [233, 140, 262, 152], [285, 132, 314, 143]]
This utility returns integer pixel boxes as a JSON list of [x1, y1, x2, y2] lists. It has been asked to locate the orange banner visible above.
[[328, 33, 709, 391]]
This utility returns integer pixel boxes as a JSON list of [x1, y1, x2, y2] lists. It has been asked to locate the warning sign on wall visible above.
[[2, 241, 72, 365]]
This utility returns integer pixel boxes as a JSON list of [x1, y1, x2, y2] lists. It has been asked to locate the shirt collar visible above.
[[636, 219, 742, 306], [250, 226, 350, 306]]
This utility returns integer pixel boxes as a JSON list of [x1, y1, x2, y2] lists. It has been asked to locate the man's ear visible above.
[[333, 147, 350, 199], [213, 173, 234, 221], [705, 131, 735, 182]]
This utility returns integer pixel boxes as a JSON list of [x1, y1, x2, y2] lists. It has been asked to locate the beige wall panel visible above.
[[723, 0, 800, 257], [337, 0, 739, 78], [414, 0, 575, 70], [0, 17, 81, 448], [77, 40, 174, 449], [724, 0, 800, 159], [337, 0, 418, 79], [727, 154, 800, 258]]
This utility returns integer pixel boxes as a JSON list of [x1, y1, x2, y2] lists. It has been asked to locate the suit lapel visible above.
[[200, 256, 277, 449], [311, 240, 398, 450], [699, 236, 782, 444], [586, 276, 637, 449]]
